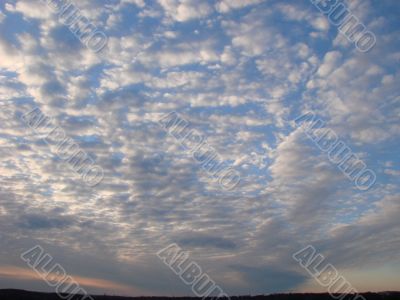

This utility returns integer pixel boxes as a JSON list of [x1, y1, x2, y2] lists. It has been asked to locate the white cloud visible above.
[[158, 0, 213, 22], [215, 0, 264, 13], [6, 1, 53, 19], [0, 10, 5, 23]]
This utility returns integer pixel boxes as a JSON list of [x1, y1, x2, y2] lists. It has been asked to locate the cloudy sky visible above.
[[0, 0, 399, 296]]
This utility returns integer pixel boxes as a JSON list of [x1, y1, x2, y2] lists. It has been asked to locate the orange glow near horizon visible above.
[[0, 265, 143, 296]]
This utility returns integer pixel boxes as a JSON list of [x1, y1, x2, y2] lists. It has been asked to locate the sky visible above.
[[0, 0, 399, 297]]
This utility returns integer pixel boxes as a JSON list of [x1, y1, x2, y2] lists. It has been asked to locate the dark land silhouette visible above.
[[0, 290, 399, 300]]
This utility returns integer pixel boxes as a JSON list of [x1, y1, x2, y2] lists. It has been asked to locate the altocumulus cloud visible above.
[[0, 0, 399, 296]]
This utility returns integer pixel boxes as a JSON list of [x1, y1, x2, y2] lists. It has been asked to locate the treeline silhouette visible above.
[[0, 290, 399, 300]]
